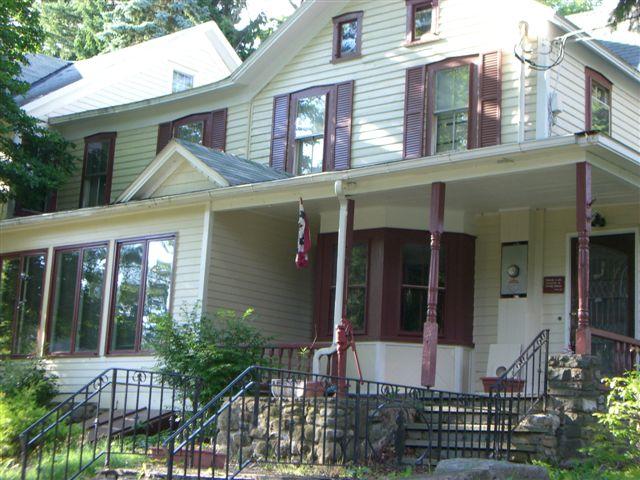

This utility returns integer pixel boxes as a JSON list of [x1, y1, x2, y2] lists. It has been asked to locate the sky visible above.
[[238, 0, 298, 28]]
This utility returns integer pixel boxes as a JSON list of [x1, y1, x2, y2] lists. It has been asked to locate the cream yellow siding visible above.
[[541, 203, 640, 353], [152, 161, 216, 198], [57, 126, 158, 211], [248, 0, 532, 167], [207, 211, 314, 342], [0, 205, 206, 393], [550, 36, 640, 150], [471, 213, 501, 391]]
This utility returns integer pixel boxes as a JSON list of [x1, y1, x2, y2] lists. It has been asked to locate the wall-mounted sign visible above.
[[543, 276, 565, 294], [501, 242, 528, 297]]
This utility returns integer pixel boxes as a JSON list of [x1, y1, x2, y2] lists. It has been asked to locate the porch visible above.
[[213, 159, 639, 392]]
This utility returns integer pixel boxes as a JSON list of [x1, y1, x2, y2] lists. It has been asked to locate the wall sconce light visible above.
[[591, 212, 606, 228]]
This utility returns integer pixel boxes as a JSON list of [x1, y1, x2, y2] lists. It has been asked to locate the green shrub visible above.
[[0, 358, 58, 405], [0, 358, 59, 459], [147, 307, 271, 403], [0, 392, 49, 458], [581, 369, 640, 468]]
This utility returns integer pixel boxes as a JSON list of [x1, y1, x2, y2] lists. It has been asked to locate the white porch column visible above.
[[333, 180, 354, 343]]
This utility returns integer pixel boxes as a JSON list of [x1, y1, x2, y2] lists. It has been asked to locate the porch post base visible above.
[[421, 321, 438, 387], [575, 326, 592, 355]]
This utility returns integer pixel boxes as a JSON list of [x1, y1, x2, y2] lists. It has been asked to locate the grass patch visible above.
[[0, 442, 160, 480], [546, 465, 640, 480]]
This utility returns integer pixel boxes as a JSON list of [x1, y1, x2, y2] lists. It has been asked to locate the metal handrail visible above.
[[489, 329, 550, 452], [19, 367, 203, 480], [164, 366, 517, 479]]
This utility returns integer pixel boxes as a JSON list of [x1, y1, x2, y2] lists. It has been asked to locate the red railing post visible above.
[[575, 163, 592, 355], [422, 182, 445, 387]]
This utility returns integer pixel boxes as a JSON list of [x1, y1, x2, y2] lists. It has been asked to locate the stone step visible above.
[[404, 438, 537, 453]]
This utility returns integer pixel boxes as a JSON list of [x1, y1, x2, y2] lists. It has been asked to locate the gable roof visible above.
[[18, 54, 71, 85], [567, 5, 640, 71], [48, 0, 640, 127], [117, 139, 290, 202], [22, 21, 241, 120]]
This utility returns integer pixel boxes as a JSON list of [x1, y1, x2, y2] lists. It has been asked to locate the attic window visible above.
[[406, 0, 439, 44], [332, 12, 363, 62], [585, 67, 612, 135], [80, 132, 116, 208], [172, 71, 193, 93]]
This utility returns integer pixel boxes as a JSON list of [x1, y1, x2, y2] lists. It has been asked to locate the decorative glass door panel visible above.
[[571, 233, 635, 373]]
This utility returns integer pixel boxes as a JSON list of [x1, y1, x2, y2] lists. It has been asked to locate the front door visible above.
[[571, 233, 636, 369]]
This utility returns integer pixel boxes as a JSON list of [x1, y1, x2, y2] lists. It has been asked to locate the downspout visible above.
[[312, 180, 349, 374], [518, 58, 526, 143]]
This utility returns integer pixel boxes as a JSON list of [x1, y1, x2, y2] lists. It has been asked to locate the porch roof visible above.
[[1, 133, 638, 232]]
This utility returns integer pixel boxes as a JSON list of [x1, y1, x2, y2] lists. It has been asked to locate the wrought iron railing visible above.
[[162, 366, 518, 479], [489, 329, 550, 453], [591, 327, 640, 376], [19, 368, 202, 480], [262, 342, 333, 374]]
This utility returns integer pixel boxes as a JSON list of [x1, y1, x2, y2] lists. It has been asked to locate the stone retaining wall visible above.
[[216, 396, 411, 465]]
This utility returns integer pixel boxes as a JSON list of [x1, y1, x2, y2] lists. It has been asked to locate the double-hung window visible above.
[[0, 251, 47, 356], [108, 236, 176, 353], [433, 66, 470, 153], [292, 92, 328, 175], [270, 82, 354, 174], [585, 67, 612, 135], [47, 244, 108, 355], [80, 133, 116, 208], [173, 114, 208, 145]]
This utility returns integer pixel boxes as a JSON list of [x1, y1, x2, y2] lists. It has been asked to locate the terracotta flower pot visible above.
[[481, 376, 525, 393]]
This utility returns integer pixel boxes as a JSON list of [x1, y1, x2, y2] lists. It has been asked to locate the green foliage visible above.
[[0, 0, 76, 206], [0, 358, 58, 405], [147, 307, 271, 402], [540, 0, 603, 15], [39, 0, 111, 60], [591, 370, 640, 463], [0, 358, 59, 458], [609, 0, 640, 31]]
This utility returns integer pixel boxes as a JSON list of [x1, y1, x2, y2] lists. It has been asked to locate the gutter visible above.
[[551, 15, 640, 82], [1, 134, 637, 232]]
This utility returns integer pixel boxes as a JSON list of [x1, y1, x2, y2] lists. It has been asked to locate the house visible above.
[[1, 0, 638, 398]]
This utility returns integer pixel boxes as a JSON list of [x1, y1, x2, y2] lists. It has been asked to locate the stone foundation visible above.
[[546, 354, 607, 460], [216, 395, 411, 465]]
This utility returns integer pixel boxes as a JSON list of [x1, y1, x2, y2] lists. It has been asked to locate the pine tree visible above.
[[39, 0, 113, 60]]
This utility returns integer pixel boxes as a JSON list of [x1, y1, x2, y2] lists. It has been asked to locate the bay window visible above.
[[316, 229, 474, 345], [0, 251, 47, 356], [400, 243, 445, 333], [329, 242, 369, 332], [80, 133, 116, 208], [47, 244, 108, 355], [108, 236, 175, 353]]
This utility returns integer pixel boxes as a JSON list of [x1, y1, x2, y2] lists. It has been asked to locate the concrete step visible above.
[[404, 438, 537, 453]]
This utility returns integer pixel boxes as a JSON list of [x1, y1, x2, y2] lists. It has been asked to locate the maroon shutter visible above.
[[156, 122, 173, 153], [403, 65, 426, 159], [209, 108, 227, 151], [478, 51, 502, 148], [270, 94, 290, 171], [332, 81, 354, 171]]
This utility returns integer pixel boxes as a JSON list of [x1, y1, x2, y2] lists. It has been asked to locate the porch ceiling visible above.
[[247, 164, 639, 220]]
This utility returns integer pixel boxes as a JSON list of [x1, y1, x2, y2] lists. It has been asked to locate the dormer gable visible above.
[[118, 139, 290, 202]]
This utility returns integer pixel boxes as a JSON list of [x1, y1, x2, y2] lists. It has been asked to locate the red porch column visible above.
[[575, 163, 592, 355], [422, 182, 445, 387]]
